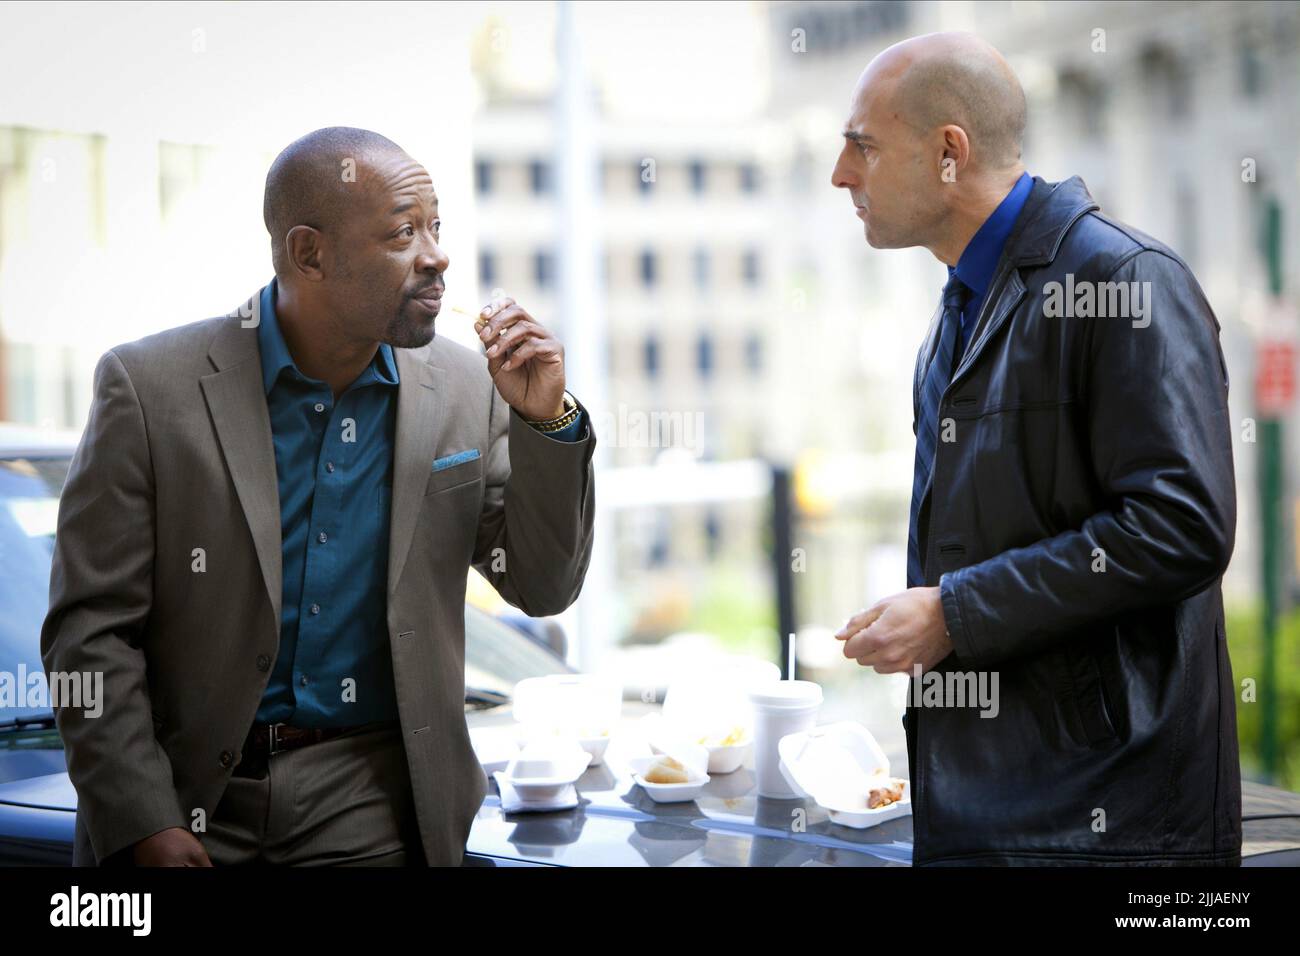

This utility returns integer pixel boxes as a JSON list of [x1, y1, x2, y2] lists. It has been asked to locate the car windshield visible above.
[[0, 456, 65, 722], [0, 450, 569, 734]]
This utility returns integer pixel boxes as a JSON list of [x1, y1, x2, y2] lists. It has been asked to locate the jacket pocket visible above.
[[424, 454, 484, 497], [1060, 641, 1118, 747], [935, 539, 966, 573]]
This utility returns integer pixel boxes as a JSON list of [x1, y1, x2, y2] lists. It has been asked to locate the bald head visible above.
[[832, 32, 1029, 258], [263, 126, 408, 277], [867, 32, 1025, 169]]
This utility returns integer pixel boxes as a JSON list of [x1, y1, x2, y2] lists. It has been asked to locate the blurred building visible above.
[[763, 0, 1300, 621], [470, 77, 786, 652], [0, 0, 1296, 666]]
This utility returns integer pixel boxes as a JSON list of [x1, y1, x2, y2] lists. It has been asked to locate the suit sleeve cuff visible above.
[[535, 409, 587, 443]]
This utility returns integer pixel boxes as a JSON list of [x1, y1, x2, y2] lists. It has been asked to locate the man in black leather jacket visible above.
[[830, 32, 1240, 865]]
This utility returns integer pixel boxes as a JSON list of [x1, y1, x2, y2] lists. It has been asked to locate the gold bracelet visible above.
[[524, 392, 579, 432], [536, 408, 581, 433]]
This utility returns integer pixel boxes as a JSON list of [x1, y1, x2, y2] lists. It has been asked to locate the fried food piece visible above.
[[865, 775, 906, 809], [644, 755, 691, 784]]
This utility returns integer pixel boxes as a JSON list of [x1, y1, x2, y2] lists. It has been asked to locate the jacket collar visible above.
[[914, 175, 1102, 443], [1004, 175, 1100, 268], [949, 175, 1101, 374]]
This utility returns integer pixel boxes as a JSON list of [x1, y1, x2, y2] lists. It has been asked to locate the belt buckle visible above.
[[266, 722, 285, 756]]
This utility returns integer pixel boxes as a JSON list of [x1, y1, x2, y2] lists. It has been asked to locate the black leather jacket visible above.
[[904, 175, 1241, 865]]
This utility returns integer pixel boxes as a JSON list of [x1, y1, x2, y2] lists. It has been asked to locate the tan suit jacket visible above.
[[41, 287, 597, 865]]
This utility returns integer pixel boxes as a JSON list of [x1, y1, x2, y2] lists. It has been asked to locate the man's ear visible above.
[[285, 225, 325, 281], [937, 125, 971, 183]]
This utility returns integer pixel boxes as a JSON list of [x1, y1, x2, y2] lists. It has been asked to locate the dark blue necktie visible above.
[[906, 274, 968, 588]]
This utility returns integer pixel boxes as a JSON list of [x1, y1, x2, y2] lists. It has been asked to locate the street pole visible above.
[[1258, 197, 1284, 782]]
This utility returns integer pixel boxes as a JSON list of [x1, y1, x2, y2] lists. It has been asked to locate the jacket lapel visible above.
[[943, 175, 1098, 391], [948, 270, 1027, 389], [915, 176, 1098, 517], [200, 304, 282, 633], [387, 345, 445, 598], [199, 297, 452, 628]]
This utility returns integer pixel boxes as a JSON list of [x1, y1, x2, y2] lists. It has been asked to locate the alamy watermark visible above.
[[1042, 273, 1152, 328], [591, 403, 705, 453], [909, 663, 999, 718], [0, 666, 102, 718]]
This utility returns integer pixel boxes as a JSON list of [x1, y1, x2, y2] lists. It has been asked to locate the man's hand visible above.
[[476, 297, 566, 421], [835, 586, 954, 674], [132, 827, 213, 867]]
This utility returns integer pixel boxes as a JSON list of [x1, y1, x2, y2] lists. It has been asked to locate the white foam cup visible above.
[[749, 680, 823, 798]]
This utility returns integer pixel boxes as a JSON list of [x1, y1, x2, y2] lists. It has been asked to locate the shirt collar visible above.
[[948, 171, 1033, 299], [256, 276, 400, 395]]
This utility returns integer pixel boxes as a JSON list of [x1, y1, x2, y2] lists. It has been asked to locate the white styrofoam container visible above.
[[777, 721, 912, 829], [639, 711, 751, 775], [502, 739, 593, 801], [512, 674, 621, 766], [628, 738, 710, 803]]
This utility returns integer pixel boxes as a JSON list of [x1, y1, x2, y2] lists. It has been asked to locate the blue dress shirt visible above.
[[948, 171, 1033, 357], [253, 278, 585, 729]]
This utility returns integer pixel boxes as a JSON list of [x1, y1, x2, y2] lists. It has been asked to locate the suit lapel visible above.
[[200, 296, 450, 621], [387, 345, 445, 598], [200, 307, 283, 632]]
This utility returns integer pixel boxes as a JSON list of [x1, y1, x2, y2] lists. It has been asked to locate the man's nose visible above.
[[417, 240, 450, 274], [837, 145, 857, 191], [831, 151, 855, 190]]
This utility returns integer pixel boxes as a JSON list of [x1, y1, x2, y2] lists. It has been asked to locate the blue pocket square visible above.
[[432, 448, 480, 471]]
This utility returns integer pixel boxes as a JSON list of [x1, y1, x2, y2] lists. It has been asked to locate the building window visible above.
[[739, 163, 758, 193], [696, 332, 713, 380], [479, 250, 496, 287], [688, 159, 706, 194], [693, 248, 710, 290], [745, 332, 762, 374], [533, 251, 555, 289], [529, 160, 552, 195], [475, 160, 492, 196], [640, 249, 657, 288], [649, 516, 670, 567], [742, 250, 761, 287], [1239, 30, 1264, 98], [704, 508, 722, 559], [643, 334, 660, 379]]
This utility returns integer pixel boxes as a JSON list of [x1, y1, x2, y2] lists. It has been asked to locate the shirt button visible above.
[[314, 402, 325, 413], [299, 675, 309, 687], [326, 462, 335, 473], [310, 603, 320, 615], [318, 531, 328, 544]]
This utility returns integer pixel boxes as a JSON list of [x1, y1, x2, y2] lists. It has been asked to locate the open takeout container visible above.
[[641, 709, 752, 776], [777, 721, 912, 829], [512, 674, 620, 766]]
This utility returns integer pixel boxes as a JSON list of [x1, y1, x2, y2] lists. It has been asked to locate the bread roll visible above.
[[644, 755, 690, 784]]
